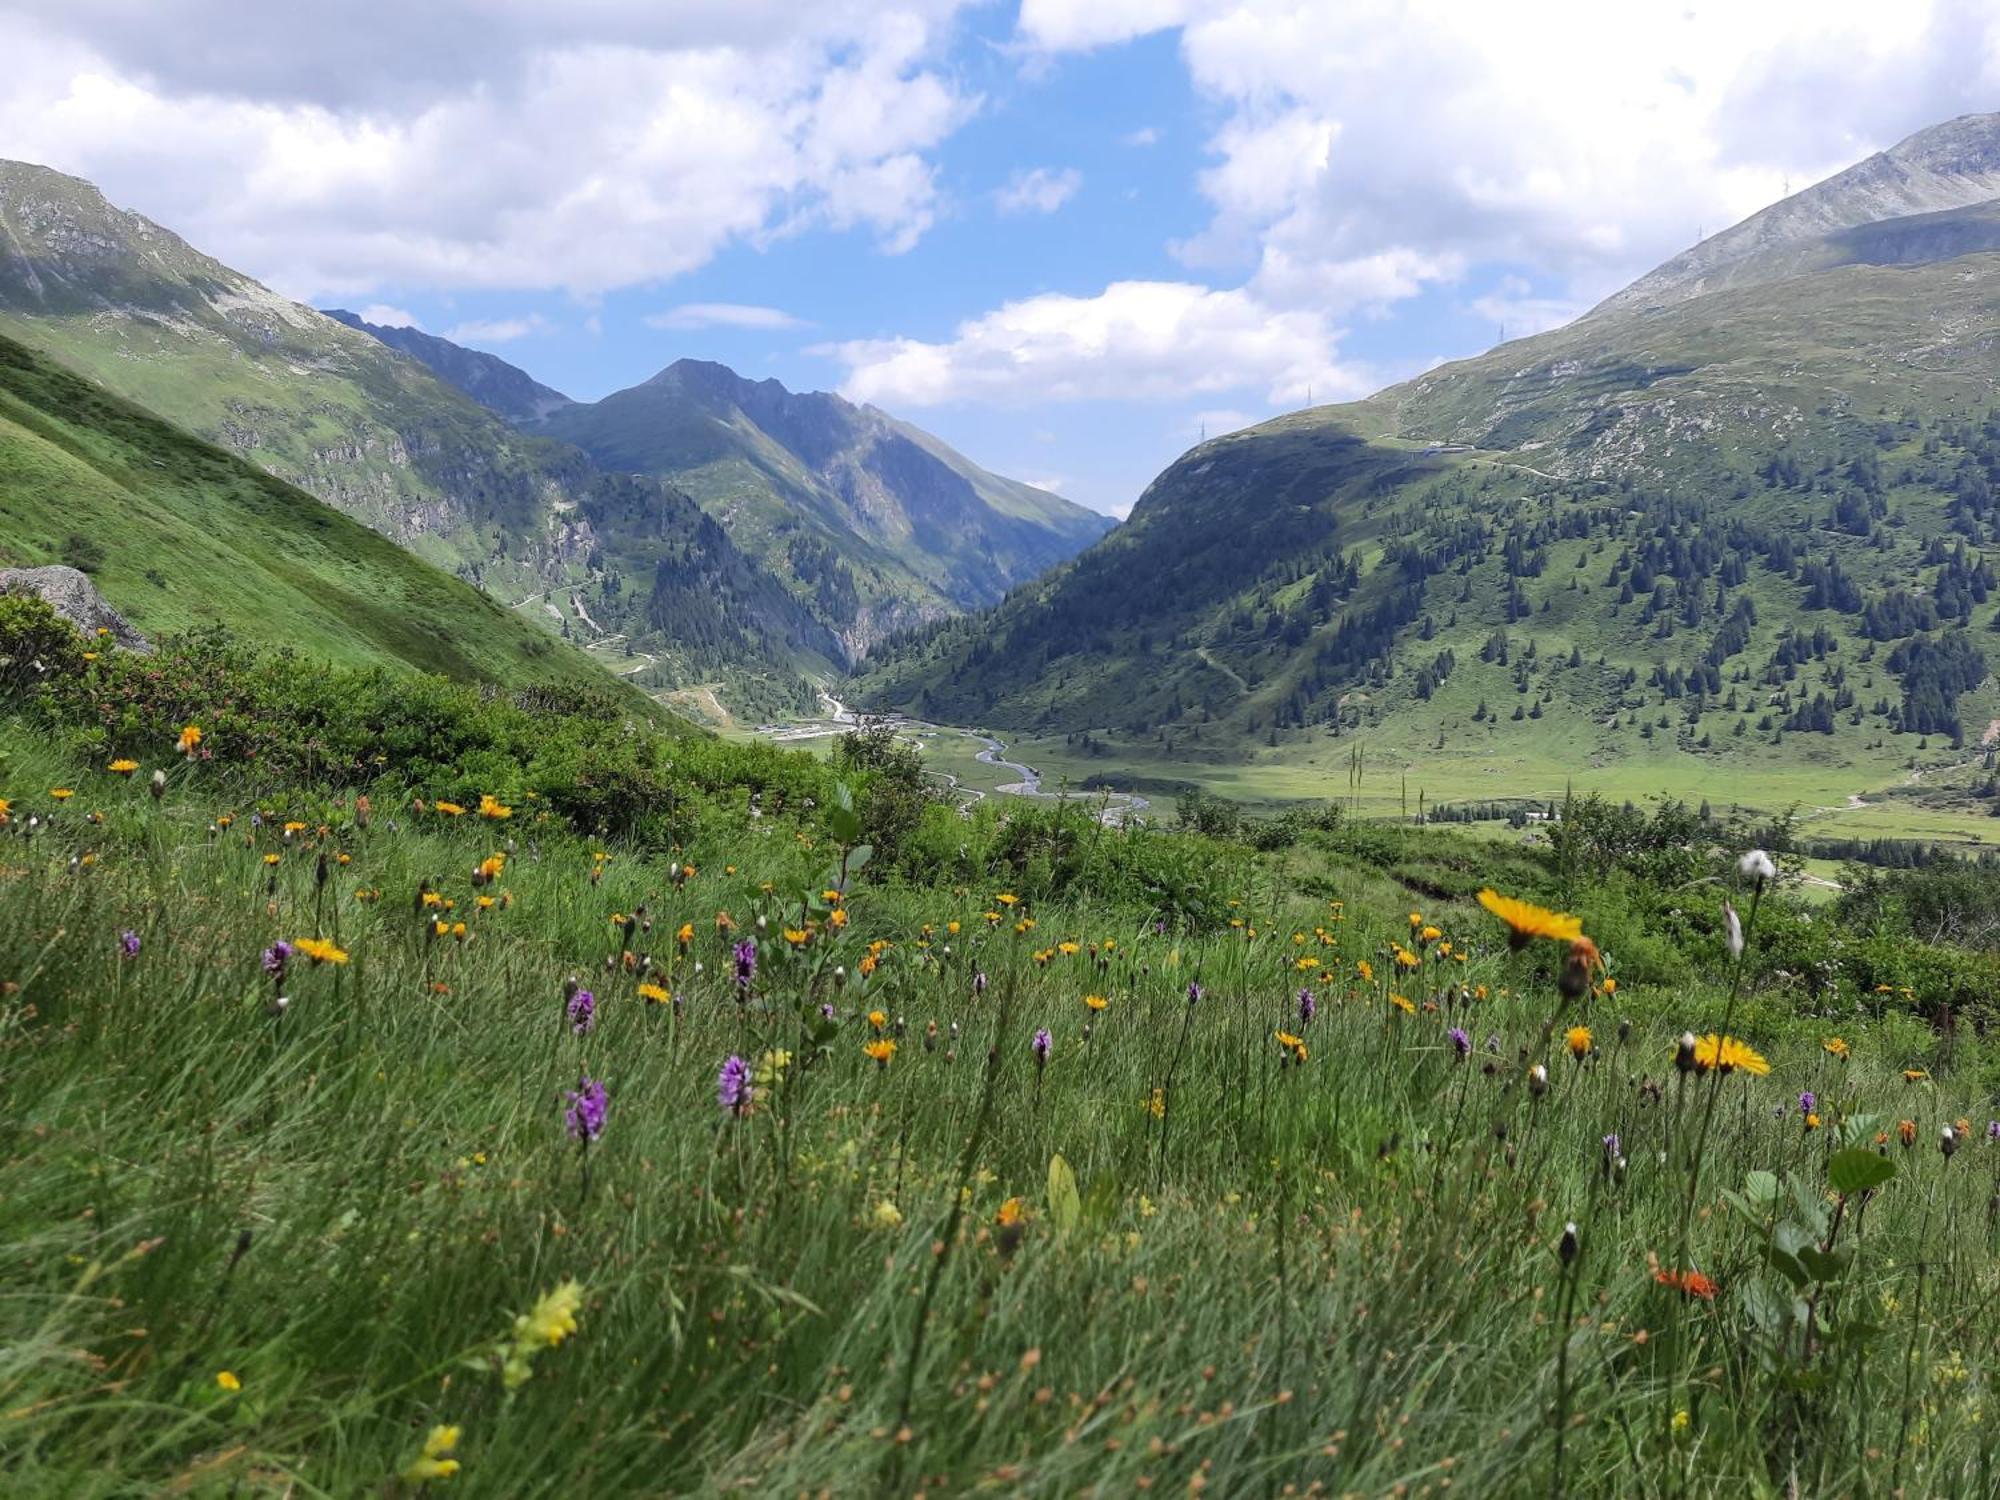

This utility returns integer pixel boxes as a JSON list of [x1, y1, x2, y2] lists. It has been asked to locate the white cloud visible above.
[[646, 302, 807, 330], [357, 303, 421, 328], [1019, 0, 2000, 327], [995, 165, 1082, 216], [0, 4, 975, 299], [1120, 126, 1160, 147], [820, 279, 1365, 408], [1467, 277, 1590, 341], [442, 313, 552, 345]]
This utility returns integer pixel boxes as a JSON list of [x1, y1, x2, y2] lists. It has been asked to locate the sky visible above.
[[2, 1, 1997, 516]]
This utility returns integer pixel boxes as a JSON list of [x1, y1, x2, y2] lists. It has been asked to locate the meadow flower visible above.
[[1476, 889, 1584, 949], [108, 759, 138, 776], [1942, 1124, 1960, 1158], [1560, 937, 1601, 1000], [1274, 1030, 1308, 1065], [1690, 1033, 1767, 1076], [402, 1424, 462, 1483], [567, 988, 596, 1035], [1390, 992, 1416, 1015], [1032, 1028, 1051, 1068], [863, 1039, 897, 1068], [262, 940, 292, 980], [1297, 987, 1316, 1025], [1823, 1037, 1850, 1061], [1738, 849, 1777, 882], [1527, 1064, 1549, 1097], [733, 938, 757, 995], [1565, 1025, 1593, 1061], [293, 937, 348, 966], [564, 1078, 608, 1142], [1722, 901, 1744, 960], [1084, 993, 1108, 1012], [718, 1054, 752, 1116], [1602, 1133, 1625, 1174], [871, 1200, 903, 1229], [1989, 1120, 2000, 1144], [1448, 1026, 1471, 1058], [1655, 1268, 1718, 1300], [118, 930, 140, 959], [478, 794, 512, 819], [1186, 980, 1204, 1004], [176, 724, 202, 757], [50, 788, 73, 802], [518, 1281, 584, 1348], [638, 981, 670, 1005], [973, 970, 988, 995], [1798, 1091, 1816, 1116], [1898, 1119, 1918, 1148], [215, 1370, 241, 1392], [434, 801, 466, 817], [1903, 1069, 1930, 1083], [868, 1009, 887, 1031]]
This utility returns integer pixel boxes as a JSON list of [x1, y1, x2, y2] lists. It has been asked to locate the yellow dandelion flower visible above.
[[638, 982, 670, 1004], [1476, 888, 1585, 949], [434, 801, 466, 817], [1690, 1033, 1768, 1077], [1823, 1037, 1850, 1061], [293, 937, 349, 966], [107, 759, 139, 776], [50, 787, 74, 801], [215, 1370, 241, 1392], [863, 1039, 897, 1066], [1389, 993, 1416, 1015], [1566, 1025, 1593, 1060], [176, 725, 202, 756], [478, 794, 513, 819], [1084, 993, 1109, 1012]]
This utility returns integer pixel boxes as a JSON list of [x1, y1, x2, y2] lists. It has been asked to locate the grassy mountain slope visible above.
[[0, 330, 628, 689], [860, 114, 2000, 826], [0, 160, 838, 715], [537, 359, 1114, 659]]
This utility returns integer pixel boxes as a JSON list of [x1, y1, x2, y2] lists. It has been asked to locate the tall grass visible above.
[[2, 740, 1996, 1497]]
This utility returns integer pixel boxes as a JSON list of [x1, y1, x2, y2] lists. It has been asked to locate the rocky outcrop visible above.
[[0, 565, 151, 650]]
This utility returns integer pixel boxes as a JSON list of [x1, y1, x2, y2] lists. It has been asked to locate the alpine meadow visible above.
[[9, 8, 2000, 1498]]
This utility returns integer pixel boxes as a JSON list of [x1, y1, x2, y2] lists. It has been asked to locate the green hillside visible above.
[[859, 115, 2000, 838], [0, 160, 839, 716], [537, 359, 1113, 660], [0, 330, 634, 690]]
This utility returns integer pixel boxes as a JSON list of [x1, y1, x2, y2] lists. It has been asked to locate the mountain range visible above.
[[324, 308, 1112, 661], [858, 112, 2000, 813], [0, 160, 1108, 719]]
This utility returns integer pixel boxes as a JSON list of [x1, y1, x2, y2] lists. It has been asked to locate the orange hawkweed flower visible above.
[[1655, 1268, 1718, 1301]]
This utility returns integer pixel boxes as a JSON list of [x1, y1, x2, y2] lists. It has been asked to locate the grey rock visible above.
[[0, 565, 151, 652]]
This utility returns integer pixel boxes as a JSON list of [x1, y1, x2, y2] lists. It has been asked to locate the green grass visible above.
[[0, 334, 621, 692], [6, 721, 2000, 1496]]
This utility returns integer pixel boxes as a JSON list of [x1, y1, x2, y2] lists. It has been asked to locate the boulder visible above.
[[0, 565, 151, 652]]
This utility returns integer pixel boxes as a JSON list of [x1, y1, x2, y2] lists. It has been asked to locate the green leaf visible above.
[[844, 844, 873, 876], [1048, 1153, 1081, 1239], [1082, 1172, 1120, 1228], [1742, 1169, 1781, 1209], [1838, 1113, 1882, 1150], [1829, 1148, 1896, 1196], [1797, 1245, 1853, 1282]]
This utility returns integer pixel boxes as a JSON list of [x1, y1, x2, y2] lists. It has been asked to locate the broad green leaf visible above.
[[1742, 1169, 1781, 1209], [1048, 1153, 1081, 1238], [1829, 1148, 1896, 1196]]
